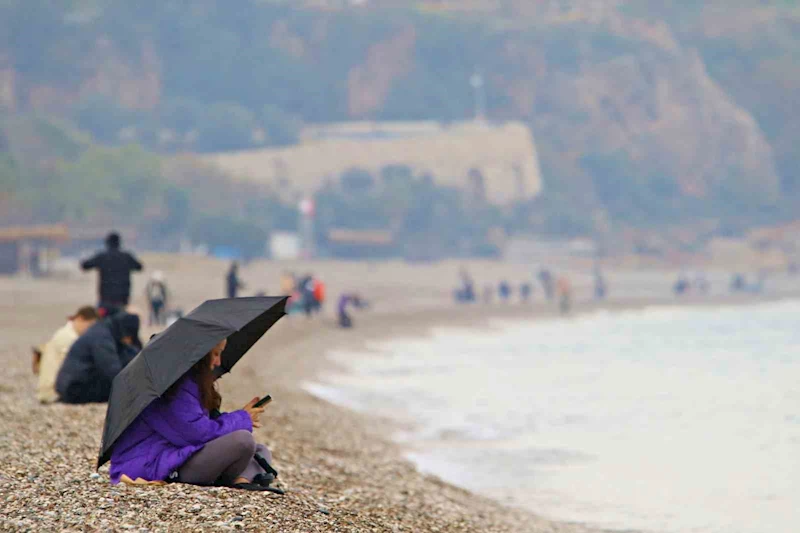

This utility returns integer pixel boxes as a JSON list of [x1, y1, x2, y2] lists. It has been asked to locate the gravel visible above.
[[0, 342, 600, 532]]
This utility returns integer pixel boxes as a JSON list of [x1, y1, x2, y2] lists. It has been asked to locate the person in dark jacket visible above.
[[498, 280, 512, 302], [56, 312, 142, 404], [538, 268, 554, 301], [81, 232, 143, 316], [226, 262, 245, 298], [454, 268, 476, 303], [297, 274, 316, 317], [520, 282, 532, 302]]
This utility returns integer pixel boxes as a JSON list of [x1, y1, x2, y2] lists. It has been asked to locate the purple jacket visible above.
[[109, 376, 252, 483]]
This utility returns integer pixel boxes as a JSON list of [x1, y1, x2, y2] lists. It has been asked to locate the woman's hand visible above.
[[243, 397, 265, 428]]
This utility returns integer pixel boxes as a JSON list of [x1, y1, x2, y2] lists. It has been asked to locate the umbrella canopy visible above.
[[98, 296, 288, 468]]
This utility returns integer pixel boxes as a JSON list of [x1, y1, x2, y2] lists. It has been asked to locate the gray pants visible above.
[[178, 430, 272, 485]]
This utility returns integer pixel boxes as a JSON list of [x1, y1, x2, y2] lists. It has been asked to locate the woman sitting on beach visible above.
[[109, 338, 277, 491]]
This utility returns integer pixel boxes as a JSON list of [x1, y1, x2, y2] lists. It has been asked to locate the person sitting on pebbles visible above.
[[109, 338, 279, 492], [55, 312, 142, 404], [32, 306, 99, 404]]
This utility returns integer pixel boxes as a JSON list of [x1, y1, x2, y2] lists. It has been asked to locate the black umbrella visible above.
[[98, 296, 288, 468]]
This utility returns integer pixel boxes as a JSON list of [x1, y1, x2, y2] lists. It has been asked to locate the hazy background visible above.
[[1, 0, 798, 262], [3, 6, 800, 531]]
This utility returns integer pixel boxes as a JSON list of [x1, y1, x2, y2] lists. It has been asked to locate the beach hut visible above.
[[0, 224, 70, 275], [326, 228, 395, 258]]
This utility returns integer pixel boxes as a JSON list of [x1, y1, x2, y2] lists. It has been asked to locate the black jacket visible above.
[[81, 248, 143, 305], [56, 315, 140, 404], [226, 269, 242, 298]]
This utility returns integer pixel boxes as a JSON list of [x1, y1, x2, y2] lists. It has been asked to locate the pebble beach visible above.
[[0, 255, 609, 533]]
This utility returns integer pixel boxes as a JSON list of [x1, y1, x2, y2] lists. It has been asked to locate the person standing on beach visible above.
[[673, 274, 690, 296], [538, 268, 554, 301], [312, 278, 326, 314], [145, 271, 169, 326], [594, 267, 607, 301], [297, 274, 316, 317], [556, 276, 572, 315], [498, 280, 512, 302], [81, 232, 143, 317], [520, 282, 532, 302], [226, 262, 245, 298], [455, 268, 476, 303], [34, 306, 98, 404]]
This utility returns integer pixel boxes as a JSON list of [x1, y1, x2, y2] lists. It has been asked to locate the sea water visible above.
[[305, 301, 800, 533]]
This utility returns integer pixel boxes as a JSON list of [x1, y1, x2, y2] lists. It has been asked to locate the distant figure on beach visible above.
[[81, 232, 143, 317], [29, 248, 42, 277], [695, 274, 710, 294], [556, 276, 572, 315], [498, 280, 512, 302], [313, 278, 326, 313], [56, 312, 142, 404], [338, 293, 368, 328], [594, 267, 607, 301], [673, 274, 690, 296], [145, 271, 169, 326], [730, 273, 746, 292], [110, 338, 278, 491], [454, 268, 476, 303], [33, 306, 98, 404], [297, 274, 321, 317], [538, 268, 554, 301], [520, 282, 532, 302], [226, 262, 245, 298]]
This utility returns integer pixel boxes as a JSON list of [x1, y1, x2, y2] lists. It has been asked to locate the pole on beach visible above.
[[298, 198, 315, 260], [470, 69, 486, 122]]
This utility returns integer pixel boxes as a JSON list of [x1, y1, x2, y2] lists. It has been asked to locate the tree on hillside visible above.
[[189, 102, 259, 152], [0, 152, 19, 219], [3, 0, 798, 239], [56, 144, 163, 220]]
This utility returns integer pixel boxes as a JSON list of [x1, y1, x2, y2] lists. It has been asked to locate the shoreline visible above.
[[229, 290, 796, 532], [264, 290, 796, 389]]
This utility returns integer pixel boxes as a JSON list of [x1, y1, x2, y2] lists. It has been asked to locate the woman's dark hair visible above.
[[192, 351, 222, 411], [169, 351, 221, 411]]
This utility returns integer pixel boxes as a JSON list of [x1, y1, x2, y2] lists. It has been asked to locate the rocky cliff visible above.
[[0, 0, 795, 230]]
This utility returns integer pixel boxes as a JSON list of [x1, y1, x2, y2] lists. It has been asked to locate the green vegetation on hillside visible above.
[[314, 164, 505, 258], [0, 115, 508, 258], [1, 0, 798, 254]]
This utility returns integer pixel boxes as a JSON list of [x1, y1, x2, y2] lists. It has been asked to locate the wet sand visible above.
[[1, 255, 791, 532]]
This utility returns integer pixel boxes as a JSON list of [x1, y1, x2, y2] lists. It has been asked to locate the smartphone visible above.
[[253, 395, 272, 408]]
